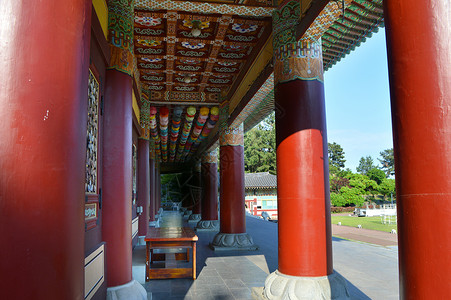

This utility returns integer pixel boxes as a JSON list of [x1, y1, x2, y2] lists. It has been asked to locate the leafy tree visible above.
[[330, 192, 347, 207], [339, 186, 365, 207], [379, 148, 395, 177], [367, 168, 386, 185], [378, 178, 396, 201], [347, 173, 378, 195], [329, 175, 350, 193], [328, 142, 346, 174], [356, 156, 376, 175], [244, 113, 276, 173]]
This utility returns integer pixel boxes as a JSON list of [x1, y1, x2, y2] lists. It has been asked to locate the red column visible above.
[[384, 1, 451, 298], [201, 154, 218, 221], [149, 156, 156, 222], [276, 79, 332, 276], [155, 166, 161, 212], [211, 124, 256, 250], [102, 69, 133, 287], [137, 138, 150, 236], [0, 1, 91, 298], [192, 170, 202, 215], [219, 127, 246, 234]]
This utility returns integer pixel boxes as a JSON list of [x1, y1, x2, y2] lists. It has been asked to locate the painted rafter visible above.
[[135, 0, 275, 17]]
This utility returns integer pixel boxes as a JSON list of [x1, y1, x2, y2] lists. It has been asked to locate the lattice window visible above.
[[85, 70, 99, 194]]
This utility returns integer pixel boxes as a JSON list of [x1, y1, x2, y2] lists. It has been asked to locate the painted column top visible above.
[[220, 123, 244, 147], [202, 150, 218, 164]]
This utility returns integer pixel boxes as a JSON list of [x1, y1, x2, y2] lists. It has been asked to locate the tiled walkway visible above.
[[133, 212, 399, 300]]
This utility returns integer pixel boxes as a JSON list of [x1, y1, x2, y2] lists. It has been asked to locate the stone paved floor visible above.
[[133, 212, 399, 300]]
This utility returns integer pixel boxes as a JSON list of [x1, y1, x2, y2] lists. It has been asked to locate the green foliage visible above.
[[339, 186, 365, 207], [347, 173, 377, 194], [328, 142, 346, 174], [378, 178, 396, 200], [367, 168, 386, 184], [356, 155, 376, 175], [379, 148, 395, 177], [331, 215, 397, 233], [330, 192, 347, 207], [244, 113, 276, 173]]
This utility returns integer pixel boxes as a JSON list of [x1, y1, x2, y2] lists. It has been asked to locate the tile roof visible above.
[[245, 172, 277, 188]]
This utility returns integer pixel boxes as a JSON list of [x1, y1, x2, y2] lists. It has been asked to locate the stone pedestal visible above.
[[210, 233, 258, 251], [252, 271, 349, 300], [196, 220, 219, 232], [188, 213, 202, 223], [106, 279, 147, 300]]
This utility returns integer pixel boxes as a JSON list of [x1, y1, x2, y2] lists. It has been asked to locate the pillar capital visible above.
[[202, 150, 218, 164], [272, 0, 323, 84], [107, 0, 134, 76], [219, 123, 244, 147]]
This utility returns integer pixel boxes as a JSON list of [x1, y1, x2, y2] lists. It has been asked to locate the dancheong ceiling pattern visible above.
[[133, 8, 272, 103], [132, 0, 384, 165]]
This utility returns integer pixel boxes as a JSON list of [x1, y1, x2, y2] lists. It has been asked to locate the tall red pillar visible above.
[[211, 124, 257, 250], [262, 1, 348, 298], [0, 1, 91, 299], [384, 1, 451, 298], [197, 151, 219, 231], [149, 155, 156, 223], [102, 0, 146, 297], [137, 138, 150, 237], [102, 69, 134, 286], [188, 161, 202, 222]]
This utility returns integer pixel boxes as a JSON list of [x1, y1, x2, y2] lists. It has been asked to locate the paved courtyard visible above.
[[133, 212, 399, 299]]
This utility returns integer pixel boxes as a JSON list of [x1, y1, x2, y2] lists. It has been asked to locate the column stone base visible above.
[[210, 232, 259, 251], [106, 279, 147, 300], [183, 210, 192, 219], [252, 270, 350, 300], [196, 220, 219, 231], [188, 213, 202, 223]]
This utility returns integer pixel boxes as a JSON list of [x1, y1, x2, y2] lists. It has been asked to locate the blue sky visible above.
[[324, 28, 393, 172]]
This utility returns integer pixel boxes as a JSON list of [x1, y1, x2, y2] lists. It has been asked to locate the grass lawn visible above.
[[331, 215, 398, 233]]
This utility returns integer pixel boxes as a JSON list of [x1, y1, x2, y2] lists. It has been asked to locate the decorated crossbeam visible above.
[[159, 107, 169, 162], [175, 106, 196, 162], [181, 107, 210, 161], [190, 106, 220, 156], [169, 106, 184, 162], [149, 106, 162, 161]]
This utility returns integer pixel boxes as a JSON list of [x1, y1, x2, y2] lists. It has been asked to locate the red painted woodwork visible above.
[[275, 79, 332, 277], [0, 1, 91, 299], [138, 139, 150, 236], [201, 162, 218, 220], [220, 145, 246, 233], [156, 167, 161, 212], [149, 158, 156, 221], [192, 171, 202, 214], [384, 1, 451, 298], [102, 69, 133, 287]]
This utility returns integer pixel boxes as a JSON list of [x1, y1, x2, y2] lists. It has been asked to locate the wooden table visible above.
[[145, 227, 198, 280]]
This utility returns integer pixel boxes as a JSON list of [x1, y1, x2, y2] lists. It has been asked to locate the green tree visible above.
[[356, 156, 375, 175], [378, 178, 396, 201], [347, 173, 378, 195], [378, 148, 395, 177], [328, 142, 346, 174], [339, 186, 365, 207], [244, 113, 276, 174], [367, 168, 386, 185]]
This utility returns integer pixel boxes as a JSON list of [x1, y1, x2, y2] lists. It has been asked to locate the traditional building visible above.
[[1, 0, 450, 299], [245, 172, 278, 219]]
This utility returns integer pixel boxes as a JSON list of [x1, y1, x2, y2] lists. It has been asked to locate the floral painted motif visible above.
[[142, 57, 162, 62], [137, 39, 162, 47], [181, 42, 206, 49], [217, 61, 238, 66], [135, 16, 162, 27], [232, 23, 258, 33], [182, 20, 210, 29], [222, 45, 244, 52], [180, 59, 200, 64]]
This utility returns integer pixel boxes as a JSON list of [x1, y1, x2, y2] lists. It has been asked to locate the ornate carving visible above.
[[85, 70, 99, 194], [220, 124, 244, 147], [196, 220, 219, 230], [211, 233, 258, 250], [188, 213, 201, 221], [263, 270, 350, 300]]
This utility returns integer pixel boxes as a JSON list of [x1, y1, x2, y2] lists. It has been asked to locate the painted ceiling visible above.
[[133, 0, 385, 166]]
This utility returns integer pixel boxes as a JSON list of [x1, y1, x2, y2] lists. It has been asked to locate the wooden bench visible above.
[[145, 227, 198, 280]]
